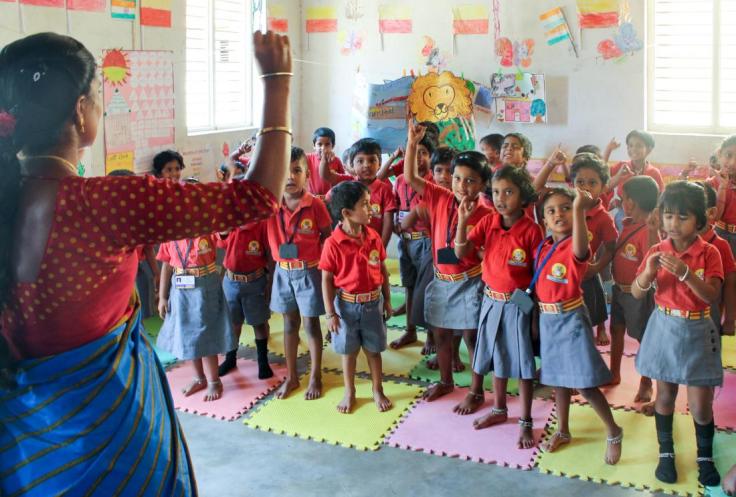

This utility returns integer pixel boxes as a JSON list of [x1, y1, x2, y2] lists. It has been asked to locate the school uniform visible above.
[[306, 152, 345, 198], [469, 213, 544, 379], [605, 161, 665, 229], [535, 237, 612, 388], [582, 201, 618, 327], [713, 180, 736, 256], [635, 237, 724, 387], [395, 172, 432, 289], [266, 193, 331, 317], [422, 181, 493, 330], [610, 218, 657, 340], [408, 202, 435, 329], [319, 225, 387, 354], [702, 227, 736, 328], [330, 174, 398, 236], [218, 220, 271, 327], [156, 235, 236, 360]]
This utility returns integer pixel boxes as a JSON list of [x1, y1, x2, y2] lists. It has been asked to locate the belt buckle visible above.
[[670, 309, 684, 318], [355, 293, 371, 304]]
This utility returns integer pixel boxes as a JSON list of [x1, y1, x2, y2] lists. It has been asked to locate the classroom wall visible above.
[[296, 0, 725, 166], [0, 0, 303, 180]]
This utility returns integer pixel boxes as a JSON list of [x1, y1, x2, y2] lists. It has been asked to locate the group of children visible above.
[[147, 122, 736, 487]]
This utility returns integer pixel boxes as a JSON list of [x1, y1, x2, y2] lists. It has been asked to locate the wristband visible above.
[[454, 239, 467, 246], [634, 277, 652, 292], [325, 312, 337, 320], [678, 266, 690, 282], [260, 72, 293, 79]]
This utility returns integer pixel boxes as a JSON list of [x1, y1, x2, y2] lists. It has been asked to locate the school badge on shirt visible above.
[[371, 203, 382, 218], [695, 268, 705, 279], [246, 240, 261, 256], [547, 263, 568, 284], [298, 218, 315, 234], [508, 248, 528, 267], [622, 243, 638, 261], [198, 239, 212, 254], [369, 249, 381, 266]]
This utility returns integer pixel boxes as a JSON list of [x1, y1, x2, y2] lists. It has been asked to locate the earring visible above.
[[79, 117, 86, 135]]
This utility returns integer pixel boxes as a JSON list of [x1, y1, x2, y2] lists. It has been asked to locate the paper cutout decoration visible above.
[[355, 76, 413, 152], [378, 4, 412, 34], [491, 73, 547, 124], [421, 36, 448, 73], [473, 85, 493, 114], [306, 6, 338, 32], [597, 21, 642, 60], [408, 71, 473, 123], [19, 0, 63, 6], [539, 6, 578, 57], [452, 4, 489, 35], [112, 0, 136, 19], [67, 0, 105, 11], [267, 4, 289, 33], [141, 0, 172, 27], [438, 117, 475, 152], [492, 0, 500, 41], [496, 38, 535, 68], [345, 0, 364, 21], [496, 37, 514, 67], [338, 29, 363, 55], [101, 49, 131, 86], [577, 0, 619, 29]]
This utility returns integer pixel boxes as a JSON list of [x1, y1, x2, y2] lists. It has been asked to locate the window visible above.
[[186, 0, 256, 134], [648, 0, 736, 134]]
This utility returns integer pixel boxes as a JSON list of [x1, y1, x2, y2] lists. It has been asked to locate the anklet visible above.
[[518, 418, 533, 429], [659, 452, 676, 458], [490, 407, 508, 415]]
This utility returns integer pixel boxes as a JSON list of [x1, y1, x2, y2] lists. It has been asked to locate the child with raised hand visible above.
[[632, 181, 724, 486], [404, 120, 494, 402], [320, 181, 393, 413], [536, 187, 623, 464], [320, 138, 397, 247], [479, 133, 504, 172], [715, 135, 736, 256], [453, 165, 543, 449], [306, 127, 345, 199], [377, 121, 440, 181], [267, 146, 332, 400]]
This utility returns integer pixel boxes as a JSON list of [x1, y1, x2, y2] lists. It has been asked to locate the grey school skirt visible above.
[[635, 308, 723, 387], [581, 275, 608, 327], [539, 306, 612, 388], [158, 272, 237, 360], [410, 251, 434, 329], [424, 272, 483, 330]]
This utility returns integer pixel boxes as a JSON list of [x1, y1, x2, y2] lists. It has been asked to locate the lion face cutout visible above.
[[408, 71, 473, 123]]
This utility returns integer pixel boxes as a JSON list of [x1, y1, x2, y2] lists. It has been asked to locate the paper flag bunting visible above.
[[452, 4, 489, 35], [577, 0, 619, 29], [306, 6, 338, 33], [141, 0, 172, 27], [379, 4, 412, 34], [112, 0, 136, 19], [267, 4, 289, 33]]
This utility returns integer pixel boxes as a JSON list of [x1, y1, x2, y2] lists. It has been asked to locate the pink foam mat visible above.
[[385, 387, 555, 469], [596, 332, 640, 357], [166, 358, 287, 421], [713, 371, 736, 430]]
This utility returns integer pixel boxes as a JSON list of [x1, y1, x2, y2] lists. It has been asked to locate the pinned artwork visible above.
[[111, 0, 136, 19], [67, 0, 105, 11], [408, 71, 473, 123], [355, 76, 414, 152], [378, 4, 412, 34], [539, 6, 578, 57], [491, 73, 547, 124], [495, 37, 534, 68], [438, 117, 475, 152], [338, 29, 363, 56], [306, 5, 338, 33], [267, 3, 289, 33], [597, 22, 642, 61], [421, 36, 448, 73], [452, 4, 489, 35], [577, 0, 619, 29], [140, 0, 172, 28]]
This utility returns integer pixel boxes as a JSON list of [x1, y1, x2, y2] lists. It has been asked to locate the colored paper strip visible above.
[[19, 0, 64, 6], [267, 17, 289, 33], [577, 0, 618, 13], [547, 32, 571, 45], [267, 4, 286, 17], [112, 0, 136, 19], [141, 0, 171, 27], [453, 4, 489, 19], [306, 5, 336, 20], [579, 11, 619, 28], [306, 18, 337, 33], [378, 4, 411, 20], [379, 19, 412, 34], [67, 0, 105, 11], [453, 19, 489, 35]]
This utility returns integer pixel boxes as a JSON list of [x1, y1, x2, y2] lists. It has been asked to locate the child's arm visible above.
[[602, 137, 620, 164], [377, 147, 403, 180], [380, 261, 392, 319], [381, 212, 394, 247], [400, 207, 420, 231], [606, 162, 632, 192], [659, 253, 721, 304], [318, 150, 341, 186], [404, 121, 428, 196], [585, 241, 616, 278], [144, 246, 161, 293], [454, 196, 477, 260], [157, 262, 173, 319], [321, 270, 340, 333], [722, 272, 736, 335], [633, 251, 661, 300], [716, 170, 730, 221], [532, 146, 566, 194], [572, 189, 595, 260]]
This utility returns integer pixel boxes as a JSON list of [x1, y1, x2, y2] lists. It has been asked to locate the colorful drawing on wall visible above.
[[378, 4, 412, 34], [408, 71, 473, 123], [496, 37, 535, 68], [473, 85, 493, 114], [492, 0, 500, 41], [597, 22, 642, 61], [577, 0, 619, 29], [345, 0, 363, 20], [102, 50, 175, 174], [421, 36, 448, 73], [306, 6, 337, 33], [492, 73, 547, 124], [452, 4, 489, 35], [111, 0, 136, 19], [19, 0, 63, 6], [355, 76, 413, 152], [67, 0, 105, 11], [267, 4, 289, 33], [496, 37, 514, 67], [140, 0, 172, 27], [539, 6, 578, 57], [438, 117, 475, 152], [338, 29, 363, 56]]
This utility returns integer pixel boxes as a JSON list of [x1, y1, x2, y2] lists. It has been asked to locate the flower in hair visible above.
[[0, 110, 16, 138]]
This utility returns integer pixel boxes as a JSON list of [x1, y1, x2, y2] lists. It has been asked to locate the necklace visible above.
[[22, 155, 78, 177]]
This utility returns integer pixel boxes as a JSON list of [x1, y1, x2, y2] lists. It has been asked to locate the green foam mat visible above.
[[142, 315, 177, 367]]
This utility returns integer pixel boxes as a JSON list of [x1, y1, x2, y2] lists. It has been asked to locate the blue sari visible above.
[[0, 305, 197, 496]]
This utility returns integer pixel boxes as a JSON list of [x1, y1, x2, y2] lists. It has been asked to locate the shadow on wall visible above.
[[545, 76, 569, 126]]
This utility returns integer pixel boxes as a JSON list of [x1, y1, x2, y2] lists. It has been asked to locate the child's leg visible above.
[[608, 323, 625, 385], [218, 319, 242, 376], [473, 377, 509, 429], [275, 311, 301, 399], [688, 385, 720, 486], [303, 316, 323, 400], [183, 358, 207, 397], [516, 379, 535, 449], [596, 323, 610, 346], [654, 381, 679, 483], [202, 355, 223, 401], [422, 327, 455, 401], [365, 350, 392, 412], [390, 287, 417, 349], [421, 327, 436, 355], [542, 387, 572, 453], [452, 334, 464, 372], [337, 352, 358, 414], [723, 464, 736, 495], [453, 371, 484, 415], [253, 322, 273, 379], [579, 387, 623, 464], [463, 329, 477, 370]]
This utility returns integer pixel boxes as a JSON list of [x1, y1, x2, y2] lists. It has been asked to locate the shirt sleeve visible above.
[[467, 214, 491, 248], [318, 238, 337, 273], [332, 157, 345, 174], [156, 242, 172, 263], [721, 241, 736, 274], [600, 212, 619, 244], [313, 197, 333, 230], [704, 244, 725, 281], [382, 183, 398, 213], [333, 173, 353, 185]]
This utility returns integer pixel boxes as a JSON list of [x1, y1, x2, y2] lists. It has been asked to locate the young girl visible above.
[[715, 135, 736, 256], [633, 181, 724, 486], [453, 166, 543, 449], [320, 181, 393, 413], [500, 133, 532, 169], [157, 178, 237, 402], [536, 187, 623, 464], [152, 149, 185, 181]]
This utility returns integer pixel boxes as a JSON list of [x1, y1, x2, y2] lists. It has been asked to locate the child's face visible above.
[[626, 136, 651, 162], [353, 152, 380, 181], [621, 191, 635, 217], [160, 160, 183, 181], [285, 158, 308, 194], [417, 144, 430, 174], [543, 194, 574, 236], [720, 143, 736, 177], [433, 162, 452, 189], [480, 142, 500, 165], [314, 136, 334, 157], [573, 167, 604, 200], [491, 178, 522, 217], [343, 191, 372, 226], [662, 209, 699, 242], [501, 137, 525, 166], [452, 165, 484, 201]]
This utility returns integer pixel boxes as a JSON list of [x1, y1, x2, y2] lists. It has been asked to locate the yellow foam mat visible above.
[[536, 404, 736, 496], [321, 328, 426, 378], [244, 372, 424, 451], [386, 258, 402, 287], [240, 313, 328, 357], [723, 336, 735, 370], [705, 433, 736, 497]]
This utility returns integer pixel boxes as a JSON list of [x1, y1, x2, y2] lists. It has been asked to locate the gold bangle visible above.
[[257, 126, 292, 137], [634, 277, 652, 292], [260, 72, 293, 79]]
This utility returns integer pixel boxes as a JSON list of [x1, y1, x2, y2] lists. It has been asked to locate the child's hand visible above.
[[659, 253, 689, 280], [392, 147, 404, 159], [458, 196, 477, 223], [253, 31, 291, 77], [644, 251, 662, 277], [546, 144, 567, 168], [407, 119, 426, 145], [320, 149, 335, 164], [383, 300, 393, 321], [573, 188, 597, 211], [326, 313, 340, 333], [647, 210, 660, 233], [605, 137, 621, 154], [158, 299, 168, 319]]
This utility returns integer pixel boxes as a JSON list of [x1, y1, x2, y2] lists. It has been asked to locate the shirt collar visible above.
[[585, 200, 606, 220], [662, 235, 704, 257]]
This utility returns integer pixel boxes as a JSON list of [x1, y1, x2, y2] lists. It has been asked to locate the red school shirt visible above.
[[217, 220, 269, 273], [468, 213, 544, 292], [703, 227, 736, 274], [719, 185, 736, 226], [606, 161, 664, 207], [638, 236, 724, 311], [423, 180, 492, 275], [330, 175, 397, 234], [395, 172, 432, 234], [533, 236, 590, 304], [307, 152, 345, 197], [612, 218, 658, 286], [585, 201, 618, 255], [266, 192, 331, 263], [319, 225, 386, 294], [157, 235, 218, 270]]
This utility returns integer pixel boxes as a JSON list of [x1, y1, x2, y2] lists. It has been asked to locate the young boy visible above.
[[267, 147, 332, 400], [321, 138, 397, 247], [307, 127, 345, 199], [320, 181, 393, 413], [479, 133, 504, 172], [377, 122, 440, 181]]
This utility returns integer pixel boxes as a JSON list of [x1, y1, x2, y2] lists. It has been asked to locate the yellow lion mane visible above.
[[408, 71, 473, 122]]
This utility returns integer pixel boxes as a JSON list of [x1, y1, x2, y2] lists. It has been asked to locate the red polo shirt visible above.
[[319, 225, 386, 293], [395, 172, 432, 233], [266, 192, 331, 263], [217, 220, 269, 273], [534, 236, 590, 303], [423, 180, 493, 275], [703, 227, 736, 274], [612, 218, 657, 286], [606, 161, 664, 207], [157, 235, 218, 269], [307, 152, 345, 197], [585, 201, 618, 255], [330, 176, 397, 234], [638, 237, 724, 311], [720, 187, 736, 225], [468, 213, 544, 291]]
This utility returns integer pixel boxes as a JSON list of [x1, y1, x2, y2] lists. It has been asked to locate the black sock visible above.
[[695, 420, 720, 486], [217, 349, 238, 376], [655, 412, 678, 484], [255, 338, 273, 379]]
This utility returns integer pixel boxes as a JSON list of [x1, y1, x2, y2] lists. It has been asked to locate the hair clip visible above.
[[0, 109, 16, 138]]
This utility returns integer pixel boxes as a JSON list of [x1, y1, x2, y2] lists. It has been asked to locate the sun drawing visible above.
[[101, 49, 130, 86]]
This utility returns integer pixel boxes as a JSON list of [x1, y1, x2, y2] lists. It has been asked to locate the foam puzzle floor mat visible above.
[[142, 316, 177, 367], [166, 358, 287, 421], [386, 258, 401, 287], [386, 387, 555, 469], [724, 336, 735, 370], [713, 371, 736, 431], [244, 371, 424, 451], [704, 432, 736, 496], [595, 331, 640, 357]]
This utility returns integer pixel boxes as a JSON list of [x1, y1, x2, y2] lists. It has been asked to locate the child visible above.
[[536, 187, 623, 464], [320, 138, 397, 247], [479, 133, 504, 172], [267, 147, 332, 400], [157, 178, 236, 402], [404, 121, 493, 401], [453, 166, 543, 449], [152, 149, 185, 181], [632, 181, 723, 486], [320, 181, 393, 413], [715, 136, 736, 256], [377, 122, 440, 181], [501, 133, 533, 169], [306, 127, 345, 198]]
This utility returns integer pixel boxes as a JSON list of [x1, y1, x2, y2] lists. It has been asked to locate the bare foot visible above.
[[182, 377, 206, 397], [596, 326, 610, 346], [426, 356, 439, 370], [373, 389, 393, 412], [473, 407, 508, 430], [605, 427, 623, 465], [518, 420, 535, 449], [723, 463, 736, 496], [392, 303, 406, 316], [422, 382, 454, 401], [453, 392, 484, 415], [421, 339, 436, 356], [337, 391, 356, 413], [569, 388, 580, 396], [540, 431, 571, 453], [606, 374, 621, 387], [452, 358, 465, 372], [204, 380, 223, 401], [634, 381, 653, 403], [640, 401, 655, 416], [305, 376, 322, 400], [275, 378, 300, 399], [390, 329, 417, 349]]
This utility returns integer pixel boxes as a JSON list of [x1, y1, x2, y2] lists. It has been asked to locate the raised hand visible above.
[[253, 31, 292, 76], [605, 137, 621, 154], [407, 119, 427, 145], [457, 196, 477, 224], [644, 251, 662, 276], [659, 253, 688, 279], [573, 187, 597, 211]]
